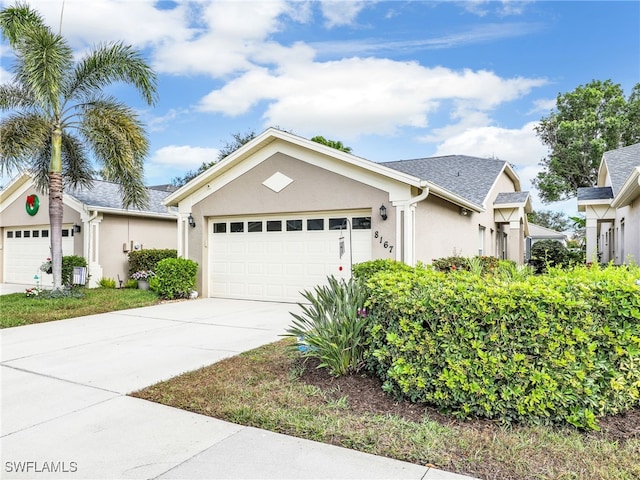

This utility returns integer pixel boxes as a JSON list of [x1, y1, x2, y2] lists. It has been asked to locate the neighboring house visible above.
[[0, 173, 177, 287], [577, 142, 640, 264], [525, 223, 568, 261], [165, 128, 532, 302]]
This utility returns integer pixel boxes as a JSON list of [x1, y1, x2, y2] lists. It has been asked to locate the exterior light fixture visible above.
[[460, 208, 470, 216], [74, 224, 81, 233], [188, 213, 196, 228], [379, 204, 388, 221]]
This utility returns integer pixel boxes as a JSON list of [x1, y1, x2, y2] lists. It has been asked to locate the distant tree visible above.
[[533, 79, 640, 203], [172, 130, 256, 187], [0, 3, 157, 289], [311, 135, 352, 153], [527, 210, 571, 232]]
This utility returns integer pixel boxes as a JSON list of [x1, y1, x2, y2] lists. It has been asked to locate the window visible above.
[[329, 218, 347, 230], [267, 220, 282, 232], [230, 222, 244, 233], [15, 231, 21, 238], [307, 219, 324, 231], [32, 230, 39, 237], [23, 230, 31, 238], [213, 223, 227, 233], [7, 231, 13, 238], [352, 217, 371, 230], [41, 230, 49, 238], [248, 221, 262, 232], [286, 219, 302, 231], [478, 226, 486, 256], [62, 229, 69, 237]]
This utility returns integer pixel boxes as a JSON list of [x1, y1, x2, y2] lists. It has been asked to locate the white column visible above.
[[586, 217, 598, 263]]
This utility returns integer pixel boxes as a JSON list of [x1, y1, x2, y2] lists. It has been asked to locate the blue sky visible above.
[[1, 0, 638, 216]]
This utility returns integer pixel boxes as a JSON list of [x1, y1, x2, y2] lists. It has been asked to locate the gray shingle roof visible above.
[[603, 143, 640, 196], [382, 155, 508, 207], [66, 179, 173, 215], [577, 186, 614, 201], [494, 191, 530, 205]]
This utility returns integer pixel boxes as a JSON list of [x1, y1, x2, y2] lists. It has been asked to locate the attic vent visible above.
[[263, 172, 293, 193]]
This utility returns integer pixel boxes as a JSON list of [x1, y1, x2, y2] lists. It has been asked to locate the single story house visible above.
[[577, 142, 640, 264], [165, 128, 532, 302], [0, 173, 177, 287]]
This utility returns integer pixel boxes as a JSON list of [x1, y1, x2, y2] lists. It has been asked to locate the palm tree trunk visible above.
[[49, 126, 64, 290]]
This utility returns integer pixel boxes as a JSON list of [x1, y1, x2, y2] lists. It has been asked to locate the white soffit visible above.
[[262, 171, 294, 193]]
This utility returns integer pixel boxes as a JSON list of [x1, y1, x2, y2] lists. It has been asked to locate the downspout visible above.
[[403, 184, 430, 266], [82, 209, 99, 286]]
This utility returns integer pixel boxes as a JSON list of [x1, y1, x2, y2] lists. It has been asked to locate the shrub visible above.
[[529, 240, 572, 273], [98, 277, 117, 288], [353, 259, 415, 282], [61, 255, 87, 286], [284, 276, 369, 376], [154, 257, 198, 299], [124, 279, 138, 289], [431, 255, 501, 275], [128, 249, 177, 277], [365, 263, 640, 430]]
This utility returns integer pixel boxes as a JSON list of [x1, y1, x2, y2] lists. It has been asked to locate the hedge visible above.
[[364, 263, 640, 429], [153, 257, 198, 299]]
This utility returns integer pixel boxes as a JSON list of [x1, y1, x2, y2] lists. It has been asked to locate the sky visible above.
[[0, 0, 639, 217]]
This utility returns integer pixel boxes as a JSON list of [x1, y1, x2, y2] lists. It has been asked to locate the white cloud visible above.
[[197, 58, 546, 139], [149, 145, 219, 170], [528, 98, 557, 115], [320, 1, 368, 28]]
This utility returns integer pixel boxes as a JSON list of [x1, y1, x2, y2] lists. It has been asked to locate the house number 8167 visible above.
[[374, 231, 393, 253]]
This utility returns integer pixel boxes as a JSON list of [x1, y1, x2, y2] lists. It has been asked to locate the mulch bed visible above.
[[298, 357, 640, 444]]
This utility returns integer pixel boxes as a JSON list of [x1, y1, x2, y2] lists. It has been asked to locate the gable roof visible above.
[[528, 223, 567, 240], [494, 191, 530, 205], [577, 186, 614, 201], [599, 143, 640, 196], [382, 155, 520, 209]]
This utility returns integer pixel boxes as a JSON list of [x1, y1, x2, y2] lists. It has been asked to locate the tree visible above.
[[172, 130, 256, 187], [0, 3, 157, 289], [527, 210, 571, 232], [533, 79, 640, 203], [311, 135, 352, 153]]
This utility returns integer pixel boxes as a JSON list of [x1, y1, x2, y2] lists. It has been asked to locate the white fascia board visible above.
[[165, 128, 423, 207], [81, 205, 177, 219], [478, 162, 521, 209], [427, 182, 484, 212], [611, 167, 640, 208], [597, 156, 609, 186], [0, 173, 34, 214]]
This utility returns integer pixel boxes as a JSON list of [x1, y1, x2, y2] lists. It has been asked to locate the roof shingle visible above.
[[577, 186, 614, 201], [602, 143, 640, 196]]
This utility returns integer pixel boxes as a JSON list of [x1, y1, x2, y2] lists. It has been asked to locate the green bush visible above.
[[124, 279, 138, 289], [61, 255, 87, 287], [431, 255, 502, 274], [128, 249, 177, 277], [98, 277, 117, 288], [154, 257, 198, 299], [365, 263, 640, 429], [353, 259, 415, 282], [284, 276, 369, 377]]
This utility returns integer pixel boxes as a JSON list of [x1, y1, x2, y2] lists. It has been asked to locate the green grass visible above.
[[133, 339, 640, 480], [0, 288, 161, 328]]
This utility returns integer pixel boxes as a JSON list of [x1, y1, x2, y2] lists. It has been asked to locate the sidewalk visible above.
[[1, 297, 477, 479]]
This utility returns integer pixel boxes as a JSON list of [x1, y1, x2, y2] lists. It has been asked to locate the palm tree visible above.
[[0, 2, 158, 289]]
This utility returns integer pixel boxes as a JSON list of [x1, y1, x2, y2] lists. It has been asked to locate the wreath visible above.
[[26, 194, 39, 216]]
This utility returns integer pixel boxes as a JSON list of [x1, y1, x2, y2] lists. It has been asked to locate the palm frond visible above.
[[61, 133, 94, 190], [67, 41, 158, 106], [80, 99, 149, 209], [0, 112, 50, 176], [0, 2, 48, 46], [0, 83, 37, 111]]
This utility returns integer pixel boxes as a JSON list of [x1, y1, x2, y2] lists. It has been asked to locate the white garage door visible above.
[[4, 225, 74, 286], [209, 210, 372, 302]]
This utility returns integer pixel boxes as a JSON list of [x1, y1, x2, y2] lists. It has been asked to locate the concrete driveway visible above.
[[1, 298, 474, 479]]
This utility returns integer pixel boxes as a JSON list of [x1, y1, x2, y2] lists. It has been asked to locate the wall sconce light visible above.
[[379, 204, 387, 221], [74, 224, 81, 233], [188, 214, 196, 228], [460, 208, 470, 216]]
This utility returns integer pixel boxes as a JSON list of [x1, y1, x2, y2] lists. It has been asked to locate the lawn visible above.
[[133, 338, 640, 480], [0, 288, 161, 328]]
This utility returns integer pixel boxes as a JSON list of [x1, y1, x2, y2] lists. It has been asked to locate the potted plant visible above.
[[131, 270, 155, 290]]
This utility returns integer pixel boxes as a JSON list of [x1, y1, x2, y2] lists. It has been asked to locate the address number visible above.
[[374, 230, 394, 253]]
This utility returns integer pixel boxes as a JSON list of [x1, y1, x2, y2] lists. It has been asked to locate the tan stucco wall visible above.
[[188, 152, 396, 294], [98, 215, 177, 282], [613, 204, 639, 264], [0, 188, 83, 282]]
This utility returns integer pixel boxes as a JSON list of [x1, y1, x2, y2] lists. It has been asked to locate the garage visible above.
[[209, 210, 372, 302], [4, 225, 74, 286]]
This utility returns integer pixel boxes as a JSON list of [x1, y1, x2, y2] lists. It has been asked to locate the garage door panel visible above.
[[209, 211, 372, 302]]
